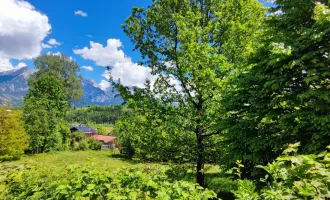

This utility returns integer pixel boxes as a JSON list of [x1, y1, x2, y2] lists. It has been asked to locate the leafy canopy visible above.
[[24, 75, 69, 153], [0, 107, 29, 161], [116, 0, 265, 186], [32, 54, 83, 102], [24, 54, 83, 153], [221, 0, 330, 175]]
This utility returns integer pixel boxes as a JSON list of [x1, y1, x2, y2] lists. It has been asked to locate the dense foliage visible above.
[[66, 105, 122, 125], [115, 0, 265, 186], [33, 54, 83, 102], [114, 109, 197, 162], [0, 165, 216, 199], [0, 107, 28, 161], [69, 131, 101, 151], [221, 0, 330, 176], [233, 144, 330, 200], [24, 75, 69, 153], [24, 54, 82, 153]]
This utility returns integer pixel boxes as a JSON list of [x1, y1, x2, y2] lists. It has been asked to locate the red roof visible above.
[[92, 134, 117, 143]]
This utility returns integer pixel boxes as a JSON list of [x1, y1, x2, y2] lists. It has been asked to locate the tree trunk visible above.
[[196, 133, 205, 187], [41, 135, 47, 153]]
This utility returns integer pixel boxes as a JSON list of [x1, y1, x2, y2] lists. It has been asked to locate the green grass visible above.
[[0, 151, 235, 199], [98, 124, 114, 134], [0, 150, 132, 171]]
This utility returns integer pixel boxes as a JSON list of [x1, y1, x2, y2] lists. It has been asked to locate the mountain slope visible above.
[[73, 79, 123, 107], [0, 67, 32, 107], [0, 67, 122, 107]]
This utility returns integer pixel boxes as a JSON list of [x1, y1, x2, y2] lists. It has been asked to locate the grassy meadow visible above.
[[100, 124, 114, 134], [0, 150, 235, 199], [0, 150, 131, 171]]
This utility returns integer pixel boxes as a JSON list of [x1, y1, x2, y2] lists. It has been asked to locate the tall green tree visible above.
[[221, 0, 330, 176], [0, 107, 29, 160], [115, 0, 265, 186], [24, 75, 68, 153], [33, 54, 83, 102], [24, 54, 82, 153]]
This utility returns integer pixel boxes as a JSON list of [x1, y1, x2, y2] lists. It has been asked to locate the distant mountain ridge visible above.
[[0, 67, 122, 107]]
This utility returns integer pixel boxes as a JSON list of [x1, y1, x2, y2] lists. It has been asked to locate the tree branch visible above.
[[173, 24, 198, 108], [202, 130, 221, 137]]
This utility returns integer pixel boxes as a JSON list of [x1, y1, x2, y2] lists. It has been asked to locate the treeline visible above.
[[113, 0, 330, 192], [66, 105, 122, 124]]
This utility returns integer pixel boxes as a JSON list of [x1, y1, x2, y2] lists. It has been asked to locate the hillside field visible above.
[[0, 151, 233, 198], [0, 150, 131, 171]]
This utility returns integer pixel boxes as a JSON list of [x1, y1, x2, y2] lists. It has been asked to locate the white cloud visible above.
[[47, 51, 61, 56], [16, 62, 27, 68], [87, 34, 92, 38], [101, 61, 156, 88], [273, 9, 283, 15], [0, 55, 14, 72], [81, 65, 93, 71], [41, 39, 61, 49], [41, 43, 52, 49], [0, 54, 27, 72], [0, 0, 51, 60], [73, 39, 128, 66], [46, 51, 74, 61], [74, 38, 159, 88], [98, 80, 110, 91], [74, 10, 87, 17], [48, 38, 61, 46]]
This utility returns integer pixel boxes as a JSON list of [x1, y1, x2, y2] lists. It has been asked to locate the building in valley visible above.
[[70, 124, 117, 149]]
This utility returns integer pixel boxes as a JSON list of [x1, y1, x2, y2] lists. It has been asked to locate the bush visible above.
[[1, 164, 217, 199], [87, 138, 101, 150], [233, 143, 330, 200], [74, 140, 89, 151], [70, 131, 102, 151], [0, 107, 29, 161]]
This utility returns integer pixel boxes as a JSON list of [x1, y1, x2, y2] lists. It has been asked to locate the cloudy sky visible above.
[[0, 0, 272, 90], [0, 0, 154, 90]]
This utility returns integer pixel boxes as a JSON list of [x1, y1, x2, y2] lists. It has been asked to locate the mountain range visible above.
[[0, 67, 123, 107]]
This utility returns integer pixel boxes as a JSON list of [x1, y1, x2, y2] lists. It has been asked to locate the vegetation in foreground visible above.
[[1, 164, 216, 200], [2, 145, 330, 199], [0, 151, 219, 199]]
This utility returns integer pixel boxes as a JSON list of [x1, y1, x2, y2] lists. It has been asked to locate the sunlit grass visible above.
[[101, 124, 114, 134], [0, 151, 235, 198], [0, 150, 132, 170]]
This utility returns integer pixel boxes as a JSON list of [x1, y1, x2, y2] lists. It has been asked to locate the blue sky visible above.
[[30, 0, 152, 86], [0, 0, 272, 90]]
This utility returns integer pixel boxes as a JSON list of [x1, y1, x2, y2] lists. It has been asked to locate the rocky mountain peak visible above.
[[0, 67, 122, 107]]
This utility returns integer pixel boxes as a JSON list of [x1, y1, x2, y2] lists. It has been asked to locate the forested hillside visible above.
[[66, 105, 123, 124]]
